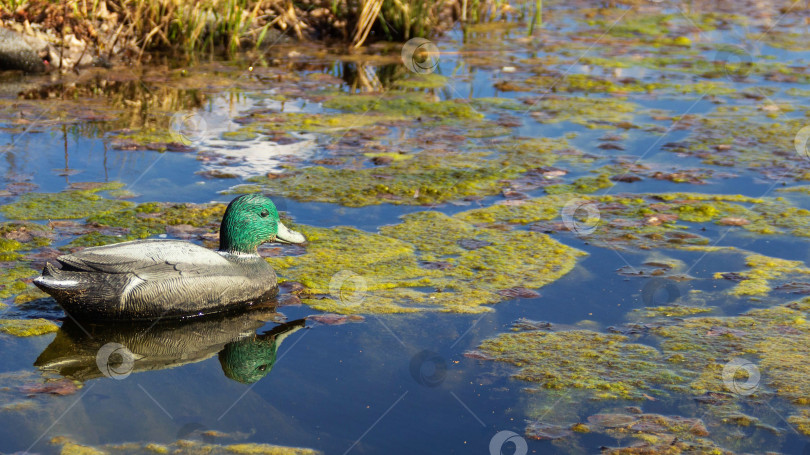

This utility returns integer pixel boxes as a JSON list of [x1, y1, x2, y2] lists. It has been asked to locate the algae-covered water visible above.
[[3, 1, 810, 453]]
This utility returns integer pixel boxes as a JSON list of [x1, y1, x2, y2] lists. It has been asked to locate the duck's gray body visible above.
[[33, 239, 278, 321]]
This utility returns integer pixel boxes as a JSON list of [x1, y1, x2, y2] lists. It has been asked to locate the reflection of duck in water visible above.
[[34, 306, 306, 384]]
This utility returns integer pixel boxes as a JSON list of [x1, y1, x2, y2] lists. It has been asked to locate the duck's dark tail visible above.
[[33, 262, 85, 302]]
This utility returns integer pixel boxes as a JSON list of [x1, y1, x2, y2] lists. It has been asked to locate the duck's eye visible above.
[[257, 364, 267, 371], [260, 209, 269, 218]]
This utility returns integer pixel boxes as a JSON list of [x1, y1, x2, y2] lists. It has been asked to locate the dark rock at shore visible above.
[[0, 27, 50, 73]]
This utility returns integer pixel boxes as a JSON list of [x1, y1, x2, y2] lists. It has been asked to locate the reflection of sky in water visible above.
[[194, 94, 320, 178]]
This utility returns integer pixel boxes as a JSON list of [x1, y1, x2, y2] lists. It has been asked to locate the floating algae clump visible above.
[[714, 253, 810, 297], [0, 183, 131, 220], [477, 330, 676, 400], [0, 222, 52, 248], [650, 300, 810, 401], [544, 172, 614, 195], [663, 107, 810, 181], [585, 412, 728, 454], [51, 437, 319, 455], [393, 73, 449, 89], [478, 296, 810, 443], [529, 96, 638, 127], [0, 267, 38, 300], [634, 305, 713, 318], [267, 211, 584, 314], [59, 441, 106, 455], [0, 318, 58, 336], [0, 221, 52, 261], [483, 288, 810, 397], [322, 92, 483, 119], [237, 138, 572, 206], [68, 202, 226, 247], [242, 111, 403, 134], [88, 202, 225, 233], [457, 192, 810, 250], [788, 409, 810, 436], [0, 238, 22, 261]]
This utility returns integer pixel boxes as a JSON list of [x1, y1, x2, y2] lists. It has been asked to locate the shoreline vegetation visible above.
[[0, 0, 532, 72]]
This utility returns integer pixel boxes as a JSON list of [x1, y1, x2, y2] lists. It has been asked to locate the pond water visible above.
[[2, 1, 810, 454]]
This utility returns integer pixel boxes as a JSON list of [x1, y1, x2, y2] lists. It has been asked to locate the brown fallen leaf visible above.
[[277, 294, 302, 306], [718, 217, 750, 226], [20, 379, 78, 396], [463, 350, 494, 360], [457, 239, 493, 250], [587, 413, 638, 428], [644, 213, 678, 226], [526, 422, 573, 440], [694, 391, 734, 405], [496, 199, 526, 206], [279, 281, 305, 294], [706, 326, 748, 337], [512, 318, 551, 330], [421, 261, 454, 270], [598, 143, 624, 150], [611, 174, 642, 183]]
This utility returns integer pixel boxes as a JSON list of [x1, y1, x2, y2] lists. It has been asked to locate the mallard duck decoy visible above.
[[33, 194, 305, 321]]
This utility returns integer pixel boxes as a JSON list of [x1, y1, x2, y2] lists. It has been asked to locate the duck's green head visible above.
[[219, 194, 305, 254]]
